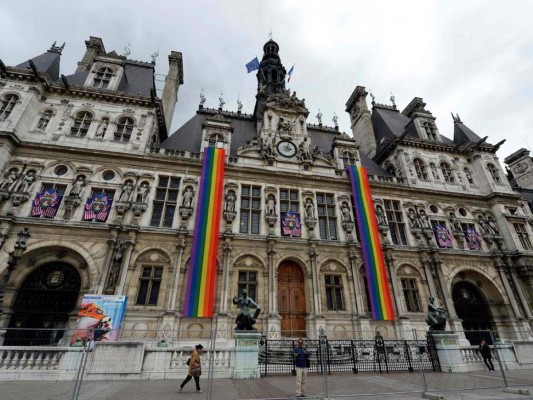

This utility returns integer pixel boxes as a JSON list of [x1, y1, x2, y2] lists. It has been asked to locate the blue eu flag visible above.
[[245, 57, 260, 73]]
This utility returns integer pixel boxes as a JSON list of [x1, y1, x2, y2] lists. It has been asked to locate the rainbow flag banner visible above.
[[347, 166, 395, 321], [183, 147, 225, 317]]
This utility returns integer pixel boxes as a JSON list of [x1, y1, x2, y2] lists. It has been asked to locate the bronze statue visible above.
[[426, 297, 447, 331], [233, 288, 260, 331]]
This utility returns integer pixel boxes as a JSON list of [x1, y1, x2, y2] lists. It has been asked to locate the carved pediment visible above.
[[234, 256, 264, 270], [137, 250, 171, 264], [264, 90, 309, 115]]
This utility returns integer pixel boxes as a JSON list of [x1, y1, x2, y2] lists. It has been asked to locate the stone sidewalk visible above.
[[1, 370, 532, 400]]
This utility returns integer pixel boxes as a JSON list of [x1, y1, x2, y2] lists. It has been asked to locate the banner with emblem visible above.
[[31, 188, 63, 218], [83, 193, 113, 222], [433, 225, 453, 248], [281, 211, 301, 237], [465, 227, 483, 250]]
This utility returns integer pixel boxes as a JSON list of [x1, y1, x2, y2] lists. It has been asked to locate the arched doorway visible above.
[[5, 262, 81, 346], [278, 261, 306, 337], [452, 281, 495, 345]]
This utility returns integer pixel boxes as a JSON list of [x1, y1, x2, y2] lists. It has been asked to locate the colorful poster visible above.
[[31, 189, 63, 218], [465, 228, 483, 250], [434, 225, 453, 248], [70, 294, 127, 346], [281, 211, 301, 237]]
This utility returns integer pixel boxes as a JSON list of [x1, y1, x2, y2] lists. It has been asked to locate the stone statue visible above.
[[95, 121, 108, 138], [299, 137, 311, 161], [266, 195, 276, 215], [316, 110, 322, 125], [375, 205, 387, 226], [182, 187, 194, 208], [487, 216, 500, 235], [448, 212, 462, 232], [237, 98, 243, 112], [218, 93, 225, 109], [118, 181, 133, 202], [332, 113, 338, 127], [341, 203, 351, 222], [135, 182, 149, 203], [425, 297, 447, 331], [305, 198, 316, 219], [278, 117, 292, 133], [232, 288, 261, 331], [69, 175, 86, 197], [199, 90, 206, 106], [418, 209, 430, 229], [408, 208, 421, 229], [13, 170, 36, 193], [225, 191, 236, 212], [0, 169, 18, 190], [263, 132, 275, 157], [37, 113, 51, 131]]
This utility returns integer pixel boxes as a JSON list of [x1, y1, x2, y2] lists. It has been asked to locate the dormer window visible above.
[[342, 151, 357, 167], [208, 133, 225, 148], [423, 121, 437, 141], [487, 163, 501, 184], [413, 158, 428, 180], [440, 162, 455, 183], [70, 111, 93, 137], [93, 67, 114, 89], [114, 117, 134, 142], [0, 94, 19, 120]]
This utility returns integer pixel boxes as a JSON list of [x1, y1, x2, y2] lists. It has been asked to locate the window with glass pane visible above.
[[208, 133, 224, 148], [279, 188, 299, 213], [239, 184, 261, 234], [0, 94, 19, 120], [136, 266, 163, 305], [325, 275, 344, 310], [93, 67, 113, 89], [401, 278, 421, 312], [413, 158, 428, 180], [487, 163, 501, 184], [317, 193, 337, 240], [342, 151, 357, 168], [238, 270, 257, 300], [114, 117, 134, 142], [384, 199, 408, 245], [424, 122, 437, 141], [70, 112, 93, 137], [440, 162, 455, 183], [30, 183, 67, 219], [350, 196, 361, 241], [514, 223, 533, 250], [150, 176, 180, 227]]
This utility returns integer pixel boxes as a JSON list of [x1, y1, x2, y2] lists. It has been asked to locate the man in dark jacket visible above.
[[293, 338, 310, 397], [479, 339, 495, 371]]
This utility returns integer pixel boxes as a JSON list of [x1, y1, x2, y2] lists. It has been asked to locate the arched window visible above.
[[0, 94, 19, 120], [464, 167, 474, 185], [114, 117, 134, 142], [70, 111, 93, 137], [342, 151, 357, 167], [423, 121, 437, 141], [440, 162, 455, 183], [37, 110, 53, 131], [487, 163, 501, 184], [208, 133, 224, 148], [386, 164, 396, 176], [413, 158, 428, 180], [93, 67, 114, 89]]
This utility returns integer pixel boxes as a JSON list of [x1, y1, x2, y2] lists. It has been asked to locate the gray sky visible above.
[[2, 0, 532, 166]]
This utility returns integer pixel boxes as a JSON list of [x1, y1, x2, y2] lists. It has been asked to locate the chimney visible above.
[[161, 51, 184, 133], [76, 37, 106, 72]]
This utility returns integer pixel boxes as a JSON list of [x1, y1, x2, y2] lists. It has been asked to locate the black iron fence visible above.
[[258, 335, 440, 376]]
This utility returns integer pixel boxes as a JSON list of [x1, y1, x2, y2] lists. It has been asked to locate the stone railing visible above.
[[460, 343, 521, 371]]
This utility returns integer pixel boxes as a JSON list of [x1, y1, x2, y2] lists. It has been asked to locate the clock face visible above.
[[277, 140, 297, 157]]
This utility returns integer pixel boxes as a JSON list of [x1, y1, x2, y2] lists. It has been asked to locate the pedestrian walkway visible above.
[[1, 370, 532, 400]]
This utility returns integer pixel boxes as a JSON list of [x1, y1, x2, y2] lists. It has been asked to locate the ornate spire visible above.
[[48, 41, 66, 54]]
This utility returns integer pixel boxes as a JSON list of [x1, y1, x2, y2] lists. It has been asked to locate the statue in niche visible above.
[[69, 175, 86, 197], [135, 182, 149, 203], [448, 212, 462, 232], [426, 297, 447, 331], [12, 170, 36, 193], [266, 195, 276, 216], [408, 208, 421, 229], [418, 209, 430, 229], [37, 113, 51, 131], [118, 181, 134, 202], [305, 198, 316, 219], [225, 191, 236, 212], [487, 216, 500, 235], [262, 132, 275, 157], [95, 120, 108, 138], [0, 169, 19, 191], [106, 241, 124, 290], [182, 187, 194, 208], [278, 117, 292, 134], [341, 202, 351, 222], [299, 137, 312, 161], [233, 288, 261, 331], [375, 205, 387, 226]]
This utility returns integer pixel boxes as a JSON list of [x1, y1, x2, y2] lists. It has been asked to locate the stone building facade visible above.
[[0, 37, 532, 347]]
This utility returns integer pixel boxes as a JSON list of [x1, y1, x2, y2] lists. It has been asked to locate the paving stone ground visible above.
[[1, 369, 532, 400]]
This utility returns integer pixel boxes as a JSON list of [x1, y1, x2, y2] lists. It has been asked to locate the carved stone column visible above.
[[496, 262, 523, 320], [96, 237, 117, 294], [347, 248, 363, 315], [167, 235, 186, 311], [384, 249, 405, 317], [267, 238, 277, 314], [508, 263, 533, 320], [219, 237, 232, 314], [116, 238, 136, 295], [308, 243, 322, 316]]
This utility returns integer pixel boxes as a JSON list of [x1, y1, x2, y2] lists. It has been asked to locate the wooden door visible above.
[[278, 262, 306, 337]]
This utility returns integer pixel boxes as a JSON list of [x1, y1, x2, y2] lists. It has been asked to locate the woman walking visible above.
[[179, 344, 204, 392]]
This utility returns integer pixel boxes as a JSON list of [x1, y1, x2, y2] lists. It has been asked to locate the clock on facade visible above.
[[277, 140, 297, 157]]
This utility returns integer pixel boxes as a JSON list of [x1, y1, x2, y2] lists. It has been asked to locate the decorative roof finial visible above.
[[316, 109, 323, 125], [218, 93, 225, 110], [370, 91, 376, 105], [123, 42, 131, 57], [49, 41, 66, 54], [455, 113, 462, 123], [237, 96, 243, 112], [269, 29, 273, 40], [199, 89, 206, 107], [332, 113, 338, 128], [150, 50, 159, 65], [390, 92, 396, 108]]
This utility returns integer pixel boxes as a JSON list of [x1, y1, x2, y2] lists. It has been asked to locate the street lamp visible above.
[[0, 227, 31, 318]]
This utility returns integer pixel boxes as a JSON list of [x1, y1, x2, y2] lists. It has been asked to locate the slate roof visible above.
[[15, 51, 61, 81], [453, 121, 484, 145]]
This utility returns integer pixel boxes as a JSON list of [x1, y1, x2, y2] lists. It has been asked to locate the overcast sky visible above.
[[2, 0, 532, 166]]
